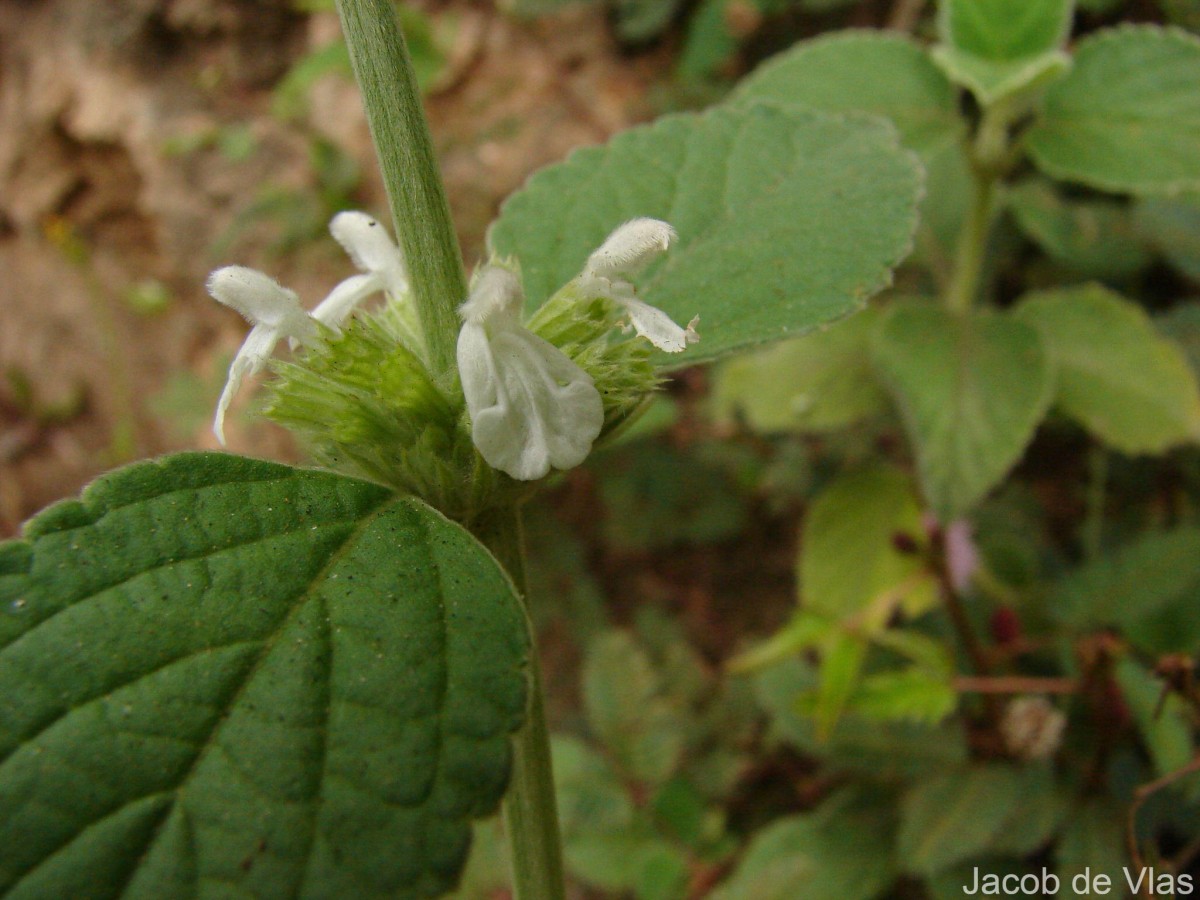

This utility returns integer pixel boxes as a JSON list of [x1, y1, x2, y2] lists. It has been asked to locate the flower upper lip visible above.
[[457, 265, 604, 481]]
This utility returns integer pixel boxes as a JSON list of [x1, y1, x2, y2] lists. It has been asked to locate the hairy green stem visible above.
[[334, 0, 466, 377], [945, 168, 998, 315], [474, 506, 567, 900]]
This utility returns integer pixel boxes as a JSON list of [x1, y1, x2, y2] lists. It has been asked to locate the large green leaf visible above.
[[0, 453, 528, 899], [871, 305, 1054, 521], [489, 104, 923, 366], [932, 0, 1073, 105], [1027, 26, 1200, 194], [730, 32, 970, 269], [1015, 284, 1200, 453]]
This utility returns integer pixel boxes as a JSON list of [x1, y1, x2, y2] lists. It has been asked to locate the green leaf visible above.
[[1135, 192, 1200, 282], [850, 668, 957, 724], [1027, 26, 1200, 195], [799, 466, 936, 627], [932, 0, 1072, 104], [1007, 180, 1152, 278], [711, 307, 888, 433], [1158, 301, 1200, 379], [582, 631, 685, 785], [931, 46, 1070, 108], [755, 659, 969, 778], [490, 104, 923, 366], [0, 453, 528, 899], [711, 792, 896, 900], [1015, 284, 1200, 454], [897, 765, 1028, 876], [1116, 658, 1197, 786], [1052, 527, 1200, 654], [871, 305, 1054, 521], [939, 0, 1073, 60], [730, 31, 970, 269], [1055, 801, 1129, 900], [812, 633, 867, 740]]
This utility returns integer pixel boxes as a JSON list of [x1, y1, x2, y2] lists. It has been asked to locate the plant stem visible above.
[[945, 168, 997, 315], [334, 0, 466, 378], [473, 506, 567, 900]]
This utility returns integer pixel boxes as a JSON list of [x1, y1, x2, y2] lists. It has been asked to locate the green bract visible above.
[[0, 454, 528, 898]]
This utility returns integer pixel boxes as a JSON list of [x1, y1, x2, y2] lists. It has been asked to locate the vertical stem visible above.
[[945, 168, 997, 315], [334, 0, 466, 377], [473, 507, 567, 900]]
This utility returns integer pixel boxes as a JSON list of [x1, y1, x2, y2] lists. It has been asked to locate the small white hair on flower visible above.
[[577, 218, 699, 353], [311, 211, 409, 330], [457, 265, 603, 481], [208, 265, 319, 446]]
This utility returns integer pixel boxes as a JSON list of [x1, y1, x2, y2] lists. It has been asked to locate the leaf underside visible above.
[[0, 453, 528, 899]]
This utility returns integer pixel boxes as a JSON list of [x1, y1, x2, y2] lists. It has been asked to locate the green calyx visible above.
[[261, 273, 665, 521]]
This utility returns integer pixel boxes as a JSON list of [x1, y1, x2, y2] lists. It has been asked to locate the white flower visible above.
[[457, 265, 604, 481], [578, 218, 699, 353], [207, 266, 319, 445], [311, 211, 410, 331]]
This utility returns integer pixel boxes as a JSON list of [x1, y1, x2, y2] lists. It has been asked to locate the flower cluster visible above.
[[207, 212, 696, 507], [207, 211, 411, 443]]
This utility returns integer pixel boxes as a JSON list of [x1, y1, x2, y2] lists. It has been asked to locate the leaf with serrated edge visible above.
[[489, 104, 922, 367], [0, 452, 528, 899], [871, 305, 1053, 521], [1027, 26, 1200, 195], [1015, 284, 1200, 453], [730, 31, 969, 270]]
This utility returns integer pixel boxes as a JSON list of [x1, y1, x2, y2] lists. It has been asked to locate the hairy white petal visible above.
[[458, 318, 603, 481], [583, 218, 676, 280], [460, 265, 523, 324], [615, 296, 699, 353], [329, 212, 407, 296], [207, 266, 313, 339], [213, 325, 278, 445], [311, 272, 382, 329]]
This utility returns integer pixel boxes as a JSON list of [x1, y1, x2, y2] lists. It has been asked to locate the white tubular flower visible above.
[[457, 266, 604, 481], [207, 266, 319, 445], [578, 217, 699, 353], [311, 211, 409, 329]]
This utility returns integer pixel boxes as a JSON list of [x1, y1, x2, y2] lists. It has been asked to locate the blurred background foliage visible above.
[[2, 0, 1199, 897]]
